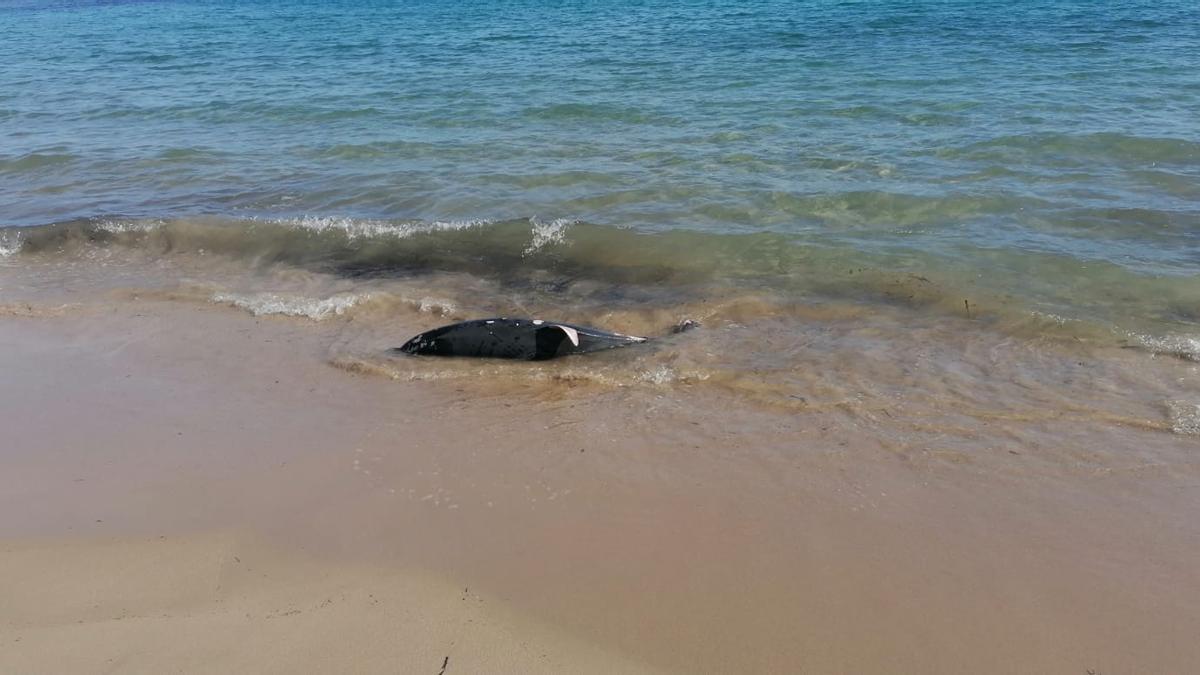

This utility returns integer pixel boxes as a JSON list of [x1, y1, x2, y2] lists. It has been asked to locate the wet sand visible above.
[[2, 288, 1199, 673]]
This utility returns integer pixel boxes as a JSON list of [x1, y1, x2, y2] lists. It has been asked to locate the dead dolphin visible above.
[[394, 318, 667, 360]]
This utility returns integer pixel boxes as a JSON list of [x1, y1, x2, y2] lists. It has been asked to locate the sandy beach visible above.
[[2, 277, 1198, 674], [5, 0, 1199, 671]]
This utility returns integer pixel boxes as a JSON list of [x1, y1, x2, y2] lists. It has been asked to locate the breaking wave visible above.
[[1129, 333, 1200, 361], [266, 215, 492, 240], [4, 214, 1199, 364], [0, 228, 21, 258], [210, 290, 457, 321], [211, 291, 370, 320], [523, 217, 575, 256]]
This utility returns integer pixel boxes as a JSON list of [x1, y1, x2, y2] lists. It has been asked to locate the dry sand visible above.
[[2, 296, 1199, 673]]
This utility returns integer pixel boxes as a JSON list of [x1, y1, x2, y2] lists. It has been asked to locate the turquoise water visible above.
[[2, 0, 1199, 336]]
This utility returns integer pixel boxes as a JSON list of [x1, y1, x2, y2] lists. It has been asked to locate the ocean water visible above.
[[1, 1, 1198, 359]]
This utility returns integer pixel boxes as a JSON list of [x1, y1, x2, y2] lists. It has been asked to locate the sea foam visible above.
[[94, 219, 164, 234], [211, 291, 368, 320], [523, 217, 575, 256], [268, 216, 491, 240], [0, 232, 20, 258], [1131, 333, 1200, 361], [1167, 400, 1200, 436]]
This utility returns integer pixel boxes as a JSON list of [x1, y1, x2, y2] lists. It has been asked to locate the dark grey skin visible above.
[[395, 317, 695, 361]]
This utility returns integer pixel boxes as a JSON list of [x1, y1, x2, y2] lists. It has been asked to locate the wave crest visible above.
[[269, 215, 491, 240], [211, 291, 369, 320], [209, 289, 457, 321], [523, 217, 575, 256], [1130, 333, 1200, 361]]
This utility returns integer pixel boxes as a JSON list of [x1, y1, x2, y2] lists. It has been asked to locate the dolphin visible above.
[[394, 317, 695, 361]]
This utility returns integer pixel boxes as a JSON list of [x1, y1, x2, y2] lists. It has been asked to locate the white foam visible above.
[[1029, 310, 1071, 326], [1167, 400, 1200, 435], [1131, 333, 1200, 361], [268, 216, 491, 240], [0, 232, 20, 258], [212, 291, 368, 320], [523, 217, 575, 256], [417, 297, 455, 316], [94, 219, 164, 234], [638, 365, 678, 385]]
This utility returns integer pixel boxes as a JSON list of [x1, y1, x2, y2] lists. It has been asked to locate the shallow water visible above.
[[1, 0, 1198, 438], [4, 240, 1199, 456]]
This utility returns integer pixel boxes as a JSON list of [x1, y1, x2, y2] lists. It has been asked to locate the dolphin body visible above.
[[395, 318, 649, 361]]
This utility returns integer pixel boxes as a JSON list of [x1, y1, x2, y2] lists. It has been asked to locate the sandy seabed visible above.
[[2, 290, 1199, 674]]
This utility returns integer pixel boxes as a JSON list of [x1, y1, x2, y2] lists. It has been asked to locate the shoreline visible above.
[[2, 290, 1198, 673], [5, 1, 1199, 670]]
